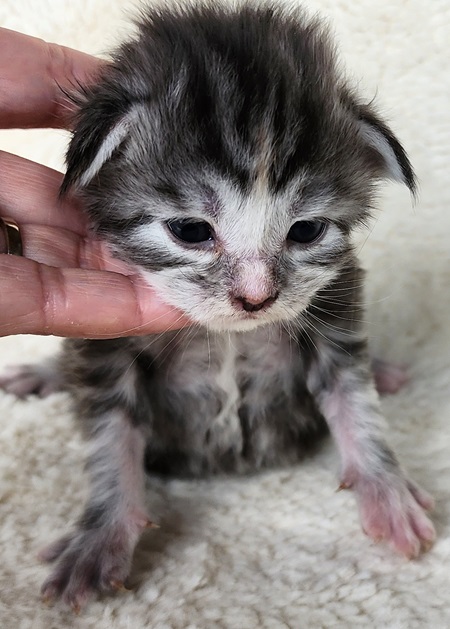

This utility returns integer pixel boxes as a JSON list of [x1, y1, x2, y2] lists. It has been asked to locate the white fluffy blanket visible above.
[[1, 1, 449, 627]]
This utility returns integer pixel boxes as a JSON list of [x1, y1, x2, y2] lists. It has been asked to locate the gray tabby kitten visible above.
[[1, 1, 435, 609]]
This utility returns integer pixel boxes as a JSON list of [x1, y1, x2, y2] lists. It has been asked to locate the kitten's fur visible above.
[[1, 2, 435, 609]]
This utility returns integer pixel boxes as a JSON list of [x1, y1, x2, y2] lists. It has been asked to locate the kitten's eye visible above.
[[167, 219, 213, 243], [287, 220, 326, 244]]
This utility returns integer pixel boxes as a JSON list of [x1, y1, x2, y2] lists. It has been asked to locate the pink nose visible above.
[[234, 293, 279, 313]]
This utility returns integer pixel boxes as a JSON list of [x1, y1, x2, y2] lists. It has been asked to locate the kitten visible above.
[[0, 1, 435, 610]]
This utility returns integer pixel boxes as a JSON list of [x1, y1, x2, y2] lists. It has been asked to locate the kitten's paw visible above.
[[372, 359, 409, 395], [40, 525, 136, 610], [0, 362, 64, 398], [347, 472, 435, 558]]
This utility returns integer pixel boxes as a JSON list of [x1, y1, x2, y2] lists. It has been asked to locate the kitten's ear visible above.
[[357, 105, 417, 196], [60, 94, 141, 196]]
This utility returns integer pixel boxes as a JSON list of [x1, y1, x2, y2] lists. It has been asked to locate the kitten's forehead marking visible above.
[[211, 173, 334, 256], [214, 178, 282, 256], [254, 125, 275, 196]]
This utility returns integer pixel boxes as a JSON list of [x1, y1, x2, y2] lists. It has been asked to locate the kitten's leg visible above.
[[307, 348, 435, 557], [0, 357, 65, 398], [40, 409, 152, 610]]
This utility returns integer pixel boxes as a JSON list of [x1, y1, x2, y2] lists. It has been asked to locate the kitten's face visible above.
[[125, 171, 349, 332], [64, 4, 414, 331]]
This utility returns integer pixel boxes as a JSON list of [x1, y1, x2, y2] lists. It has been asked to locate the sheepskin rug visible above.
[[0, 0, 449, 626]]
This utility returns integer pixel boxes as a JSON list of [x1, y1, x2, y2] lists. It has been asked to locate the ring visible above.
[[0, 218, 23, 256]]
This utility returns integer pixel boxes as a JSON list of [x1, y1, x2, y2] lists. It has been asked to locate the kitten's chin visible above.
[[205, 319, 266, 332], [187, 301, 308, 332], [199, 312, 294, 333]]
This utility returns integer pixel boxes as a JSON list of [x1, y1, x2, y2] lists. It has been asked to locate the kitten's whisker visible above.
[[315, 293, 393, 307], [265, 323, 274, 355], [206, 328, 211, 372], [280, 320, 296, 362], [305, 311, 359, 338], [122, 338, 155, 380], [149, 324, 190, 368], [354, 218, 379, 257], [175, 326, 198, 382], [309, 304, 383, 342], [310, 303, 368, 325], [226, 331, 239, 355], [297, 314, 321, 355], [316, 284, 366, 294], [301, 313, 352, 357], [95, 309, 186, 337], [123, 313, 188, 376], [278, 305, 305, 351]]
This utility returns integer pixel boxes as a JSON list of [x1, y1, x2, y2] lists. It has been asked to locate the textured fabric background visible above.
[[0, 1, 449, 627]]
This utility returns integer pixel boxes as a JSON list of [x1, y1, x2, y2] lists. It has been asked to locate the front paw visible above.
[[40, 525, 136, 611], [0, 362, 63, 398], [345, 472, 435, 558]]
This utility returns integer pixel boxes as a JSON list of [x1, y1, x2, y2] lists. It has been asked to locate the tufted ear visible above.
[[60, 91, 141, 196], [357, 105, 417, 196]]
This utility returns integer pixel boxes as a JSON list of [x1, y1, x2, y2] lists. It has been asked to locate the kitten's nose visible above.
[[235, 293, 278, 313]]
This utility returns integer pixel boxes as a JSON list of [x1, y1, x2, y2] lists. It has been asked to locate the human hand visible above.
[[0, 28, 189, 338]]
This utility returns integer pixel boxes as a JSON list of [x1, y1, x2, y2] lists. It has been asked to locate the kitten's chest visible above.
[[139, 325, 314, 473], [146, 325, 299, 407]]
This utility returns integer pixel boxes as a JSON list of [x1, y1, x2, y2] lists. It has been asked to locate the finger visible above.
[[0, 256, 189, 338], [20, 224, 132, 275], [0, 151, 88, 235], [0, 28, 103, 130]]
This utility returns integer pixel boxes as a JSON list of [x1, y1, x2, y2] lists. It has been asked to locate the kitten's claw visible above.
[[144, 519, 160, 529], [109, 579, 130, 593]]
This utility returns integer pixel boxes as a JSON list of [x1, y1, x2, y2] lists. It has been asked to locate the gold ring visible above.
[[0, 218, 23, 256]]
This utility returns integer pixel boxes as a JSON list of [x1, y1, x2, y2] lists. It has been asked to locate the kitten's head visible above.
[[62, 2, 415, 332]]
